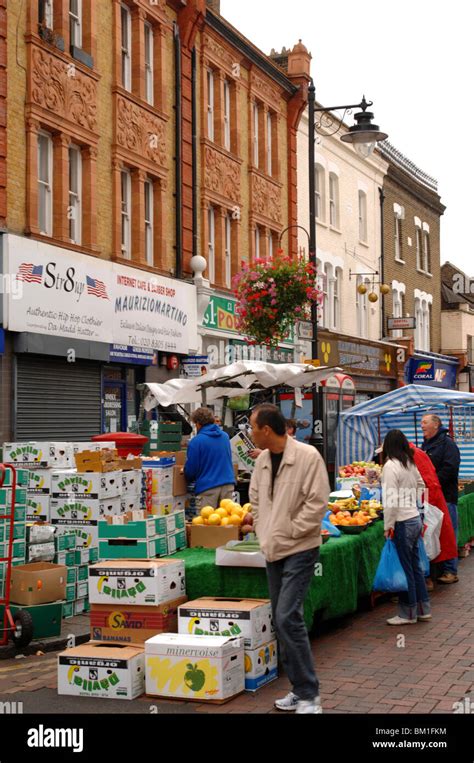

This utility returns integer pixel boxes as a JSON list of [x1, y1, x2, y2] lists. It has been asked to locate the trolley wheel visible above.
[[11, 610, 34, 648]]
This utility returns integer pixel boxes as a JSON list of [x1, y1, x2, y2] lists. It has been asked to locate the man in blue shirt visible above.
[[184, 407, 235, 510]]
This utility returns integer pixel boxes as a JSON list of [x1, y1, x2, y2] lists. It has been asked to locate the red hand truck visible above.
[[0, 464, 33, 647]]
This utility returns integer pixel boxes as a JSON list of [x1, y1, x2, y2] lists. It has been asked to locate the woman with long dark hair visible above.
[[381, 429, 431, 625]]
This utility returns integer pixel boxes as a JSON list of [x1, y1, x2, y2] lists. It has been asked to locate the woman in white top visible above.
[[381, 429, 431, 626]]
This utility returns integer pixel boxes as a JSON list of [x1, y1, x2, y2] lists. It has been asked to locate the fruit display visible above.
[[192, 501, 254, 534], [328, 496, 360, 512], [339, 462, 381, 485], [328, 510, 373, 527]]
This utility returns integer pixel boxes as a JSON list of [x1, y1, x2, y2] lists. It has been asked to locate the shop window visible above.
[[68, 145, 82, 245], [121, 4, 132, 92], [38, 131, 53, 236]]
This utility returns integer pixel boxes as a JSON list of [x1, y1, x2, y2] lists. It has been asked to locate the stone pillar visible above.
[[82, 145, 98, 250], [131, 6, 146, 100], [52, 132, 71, 242], [132, 168, 146, 263], [25, 117, 41, 235]]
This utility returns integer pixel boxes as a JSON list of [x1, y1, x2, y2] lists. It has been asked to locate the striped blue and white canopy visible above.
[[337, 385, 474, 478]]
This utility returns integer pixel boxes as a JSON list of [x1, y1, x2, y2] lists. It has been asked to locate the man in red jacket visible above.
[[410, 445, 457, 585]]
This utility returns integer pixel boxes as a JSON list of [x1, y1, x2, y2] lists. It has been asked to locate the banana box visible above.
[[3, 442, 73, 468], [90, 596, 187, 644], [88, 559, 186, 606], [120, 495, 142, 514], [51, 471, 122, 500], [145, 634, 244, 702], [51, 519, 99, 550], [121, 470, 142, 496], [28, 469, 53, 495], [26, 495, 50, 523], [167, 529, 187, 556], [50, 497, 121, 522], [58, 642, 145, 700], [178, 598, 274, 650], [244, 640, 278, 692]]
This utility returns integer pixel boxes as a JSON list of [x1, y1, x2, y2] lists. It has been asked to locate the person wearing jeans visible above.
[[249, 404, 329, 714], [443, 502, 459, 575], [381, 429, 431, 626]]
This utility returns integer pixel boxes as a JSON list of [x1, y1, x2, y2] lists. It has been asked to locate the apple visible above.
[[184, 663, 205, 692], [243, 513, 253, 526]]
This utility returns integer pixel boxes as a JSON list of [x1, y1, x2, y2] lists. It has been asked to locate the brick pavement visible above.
[[0, 554, 472, 714]]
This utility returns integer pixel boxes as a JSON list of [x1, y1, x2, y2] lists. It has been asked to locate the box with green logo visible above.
[[67, 567, 77, 585], [89, 547, 99, 564], [26, 496, 49, 523], [167, 529, 187, 555], [66, 584, 76, 602], [76, 581, 88, 599], [0, 524, 3, 543], [6, 523, 27, 541], [55, 533, 77, 552], [55, 550, 76, 567], [13, 540, 26, 559], [77, 564, 89, 582], [0, 488, 27, 507], [12, 557, 26, 567], [99, 517, 165, 540], [0, 468, 30, 487], [63, 601, 75, 619], [166, 510, 185, 534], [74, 597, 87, 616], [75, 548, 90, 566], [99, 535, 168, 560]]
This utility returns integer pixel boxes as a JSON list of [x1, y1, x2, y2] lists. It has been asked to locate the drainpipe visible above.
[[174, 22, 183, 280], [379, 187, 385, 340], [192, 46, 198, 260]]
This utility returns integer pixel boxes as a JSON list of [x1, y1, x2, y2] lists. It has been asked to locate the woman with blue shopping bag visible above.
[[380, 430, 431, 626]]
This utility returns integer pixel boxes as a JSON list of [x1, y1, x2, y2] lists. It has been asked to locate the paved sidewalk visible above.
[[0, 554, 472, 714]]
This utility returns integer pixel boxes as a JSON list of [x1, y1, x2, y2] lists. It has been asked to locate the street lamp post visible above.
[[307, 78, 388, 450]]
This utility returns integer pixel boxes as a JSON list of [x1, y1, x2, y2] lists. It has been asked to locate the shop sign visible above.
[[411, 359, 435, 382], [109, 345, 155, 365], [203, 295, 294, 342], [231, 339, 294, 365], [182, 355, 209, 377], [387, 316, 416, 331], [406, 357, 458, 389], [297, 321, 313, 340], [317, 331, 397, 378]]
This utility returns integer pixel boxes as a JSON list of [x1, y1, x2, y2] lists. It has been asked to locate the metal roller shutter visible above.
[[15, 355, 102, 441]]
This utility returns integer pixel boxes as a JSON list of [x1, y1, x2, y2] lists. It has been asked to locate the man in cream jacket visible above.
[[249, 404, 330, 714]]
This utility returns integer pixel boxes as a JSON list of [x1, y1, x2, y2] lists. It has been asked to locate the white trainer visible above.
[[274, 691, 299, 711], [295, 697, 323, 714], [386, 615, 417, 626]]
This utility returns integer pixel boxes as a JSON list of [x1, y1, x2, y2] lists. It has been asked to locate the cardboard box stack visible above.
[[0, 468, 29, 594], [141, 455, 175, 516], [57, 558, 188, 701], [178, 598, 278, 692], [98, 510, 186, 560], [9, 561, 67, 638]]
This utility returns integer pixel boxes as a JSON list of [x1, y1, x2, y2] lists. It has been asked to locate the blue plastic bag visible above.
[[322, 513, 341, 537], [373, 538, 408, 592], [418, 536, 430, 577]]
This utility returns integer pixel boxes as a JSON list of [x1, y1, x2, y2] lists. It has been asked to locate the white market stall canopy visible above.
[[337, 384, 474, 478], [143, 361, 342, 410]]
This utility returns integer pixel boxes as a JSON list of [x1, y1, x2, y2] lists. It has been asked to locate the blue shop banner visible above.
[[405, 356, 458, 389], [109, 344, 156, 365]]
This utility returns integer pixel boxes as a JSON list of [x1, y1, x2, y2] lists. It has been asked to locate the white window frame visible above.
[[358, 190, 367, 242], [38, 131, 53, 236], [423, 231, 431, 273], [333, 268, 341, 330], [121, 4, 132, 92], [329, 173, 339, 228], [394, 215, 402, 261], [144, 22, 154, 106], [254, 225, 260, 259], [253, 102, 259, 167], [121, 169, 132, 259], [223, 79, 231, 151], [68, 144, 82, 245], [416, 226, 422, 270], [145, 178, 154, 266], [325, 264, 334, 330], [392, 288, 403, 339], [224, 213, 232, 288], [315, 164, 325, 222], [356, 276, 369, 338], [69, 0, 82, 48], [208, 205, 215, 282], [207, 69, 215, 141], [266, 110, 272, 176], [40, 0, 54, 29]]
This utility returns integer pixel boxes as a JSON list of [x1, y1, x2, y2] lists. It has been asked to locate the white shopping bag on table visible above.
[[422, 503, 444, 560]]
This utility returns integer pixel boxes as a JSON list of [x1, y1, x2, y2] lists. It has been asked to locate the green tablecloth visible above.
[[174, 496, 474, 628], [458, 493, 474, 546], [174, 522, 386, 629]]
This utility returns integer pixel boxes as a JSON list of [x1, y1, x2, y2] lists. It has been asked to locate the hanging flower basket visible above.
[[232, 252, 321, 347]]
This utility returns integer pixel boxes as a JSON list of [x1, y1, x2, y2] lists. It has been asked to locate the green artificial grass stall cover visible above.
[[458, 493, 474, 547]]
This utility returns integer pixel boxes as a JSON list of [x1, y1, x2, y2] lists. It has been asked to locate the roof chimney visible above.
[[287, 40, 311, 76]]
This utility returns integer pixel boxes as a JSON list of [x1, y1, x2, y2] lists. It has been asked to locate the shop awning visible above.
[[337, 384, 474, 477], [143, 361, 342, 410]]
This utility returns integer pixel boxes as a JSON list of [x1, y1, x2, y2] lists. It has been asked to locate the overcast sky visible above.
[[221, 0, 472, 276]]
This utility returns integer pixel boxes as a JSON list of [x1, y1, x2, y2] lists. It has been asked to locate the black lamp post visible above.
[[307, 79, 388, 450]]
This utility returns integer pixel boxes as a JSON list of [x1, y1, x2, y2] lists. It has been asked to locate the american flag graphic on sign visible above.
[[86, 276, 109, 300], [17, 263, 43, 283]]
